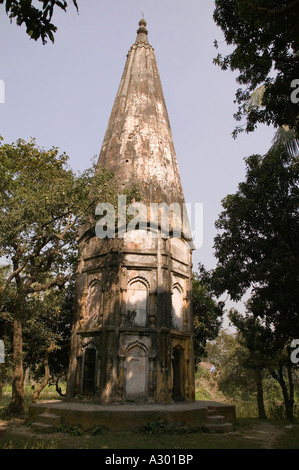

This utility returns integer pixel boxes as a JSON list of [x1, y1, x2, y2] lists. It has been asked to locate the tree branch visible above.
[[54, 212, 77, 240], [27, 275, 71, 294], [0, 262, 27, 294], [32, 342, 58, 403], [251, 0, 299, 17]]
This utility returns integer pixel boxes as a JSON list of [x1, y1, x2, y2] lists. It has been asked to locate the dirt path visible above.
[[235, 421, 286, 449]]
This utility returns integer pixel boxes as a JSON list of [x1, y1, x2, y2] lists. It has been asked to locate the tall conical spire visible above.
[[67, 19, 195, 406], [96, 18, 185, 209]]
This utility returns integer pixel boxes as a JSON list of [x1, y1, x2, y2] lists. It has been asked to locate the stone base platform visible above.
[[28, 400, 236, 433]]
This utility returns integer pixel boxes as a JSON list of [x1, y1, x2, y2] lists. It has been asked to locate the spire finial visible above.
[[136, 17, 148, 43]]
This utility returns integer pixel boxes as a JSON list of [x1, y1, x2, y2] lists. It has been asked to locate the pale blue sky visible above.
[[0, 1, 275, 320]]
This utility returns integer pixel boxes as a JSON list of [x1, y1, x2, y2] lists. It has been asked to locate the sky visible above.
[[0, 0, 276, 325]]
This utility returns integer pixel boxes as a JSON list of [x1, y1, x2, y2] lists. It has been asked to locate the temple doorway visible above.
[[125, 344, 148, 401], [82, 348, 96, 394], [172, 347, 185, 401]]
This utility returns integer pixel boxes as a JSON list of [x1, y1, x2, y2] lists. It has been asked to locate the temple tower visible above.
[[67, 19, 195, 404]]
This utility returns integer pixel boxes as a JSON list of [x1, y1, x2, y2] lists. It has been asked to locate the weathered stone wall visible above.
[[67, 229, 194, 404]]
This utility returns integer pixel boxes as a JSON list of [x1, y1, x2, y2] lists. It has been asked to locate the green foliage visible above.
[[142, 418, 168, 436], [1, 0, 79, 44], [205, 331, 256, 401], [0, 136, 114, 297], [212, 143, 299, 340], [56, 424, 84, 435], [192, 270, 223, 365], [0, 136, 115, 411], [210, 135, 299, 419], [267, 401, 287, 420], [203, 329, 299, 414], [213, 0, 299, 137], [20, 282, 74, 382], [195, 367, 225, 401], [90, 426, 105, 436], [142, 417, 206, 436]]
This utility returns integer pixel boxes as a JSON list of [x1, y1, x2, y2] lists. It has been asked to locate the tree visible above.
[[0, 136, 114, 414], [246, 292, 299, 421], [230, 300, 299, 421], [211, 140, 299, 420], [213, 0, 299, 137], [212, 142, 299, 329], [23, 278, 75, 401], [229, 308, 271, 419], [192, 269, 223, 367], [0, 264, 13, 399], [206, 330, 258, 402], [0, 0, 78, 44], [269, 348, 296, 422]]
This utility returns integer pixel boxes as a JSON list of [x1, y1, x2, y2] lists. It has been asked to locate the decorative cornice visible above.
[[127, 42, 154, 57]]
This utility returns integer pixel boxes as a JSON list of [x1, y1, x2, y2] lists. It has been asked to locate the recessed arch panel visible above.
[[171, 284, 183, 331], [125, 342, 148, 401], [126, 278, 149, 327]]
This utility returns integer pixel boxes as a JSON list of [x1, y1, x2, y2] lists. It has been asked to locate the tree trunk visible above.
[[0, 366, 3, 399], [55, 377, 66, 397], [32, 343, 56, 402], [255, 367, 268, 419], [7, 318, 26, 416], [286, 345, 295, 423], [286, 364, 294, 423], [272, 365, 294, 422], [278, 366, 293, 421]]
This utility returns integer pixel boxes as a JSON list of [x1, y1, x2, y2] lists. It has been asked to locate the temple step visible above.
[[205, 422, 234, 433], [204, 407, 234, 433], [31, 412, 61, 433]]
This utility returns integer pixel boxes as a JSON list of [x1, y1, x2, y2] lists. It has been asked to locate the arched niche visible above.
[[85, 279, 101, 326], [126, 278, 149, 327], [171, 284, 183, 331], [125, 342, 148, 401]]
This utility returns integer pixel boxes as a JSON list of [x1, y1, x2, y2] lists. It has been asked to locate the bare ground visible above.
[[233, 421, 286, 449]]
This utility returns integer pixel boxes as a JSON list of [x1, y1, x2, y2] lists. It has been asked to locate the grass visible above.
[[273, 423, 299, 449], [1, 381, 299, 450], [1, 383, 65, 408], [1, 415, 299, 450]]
